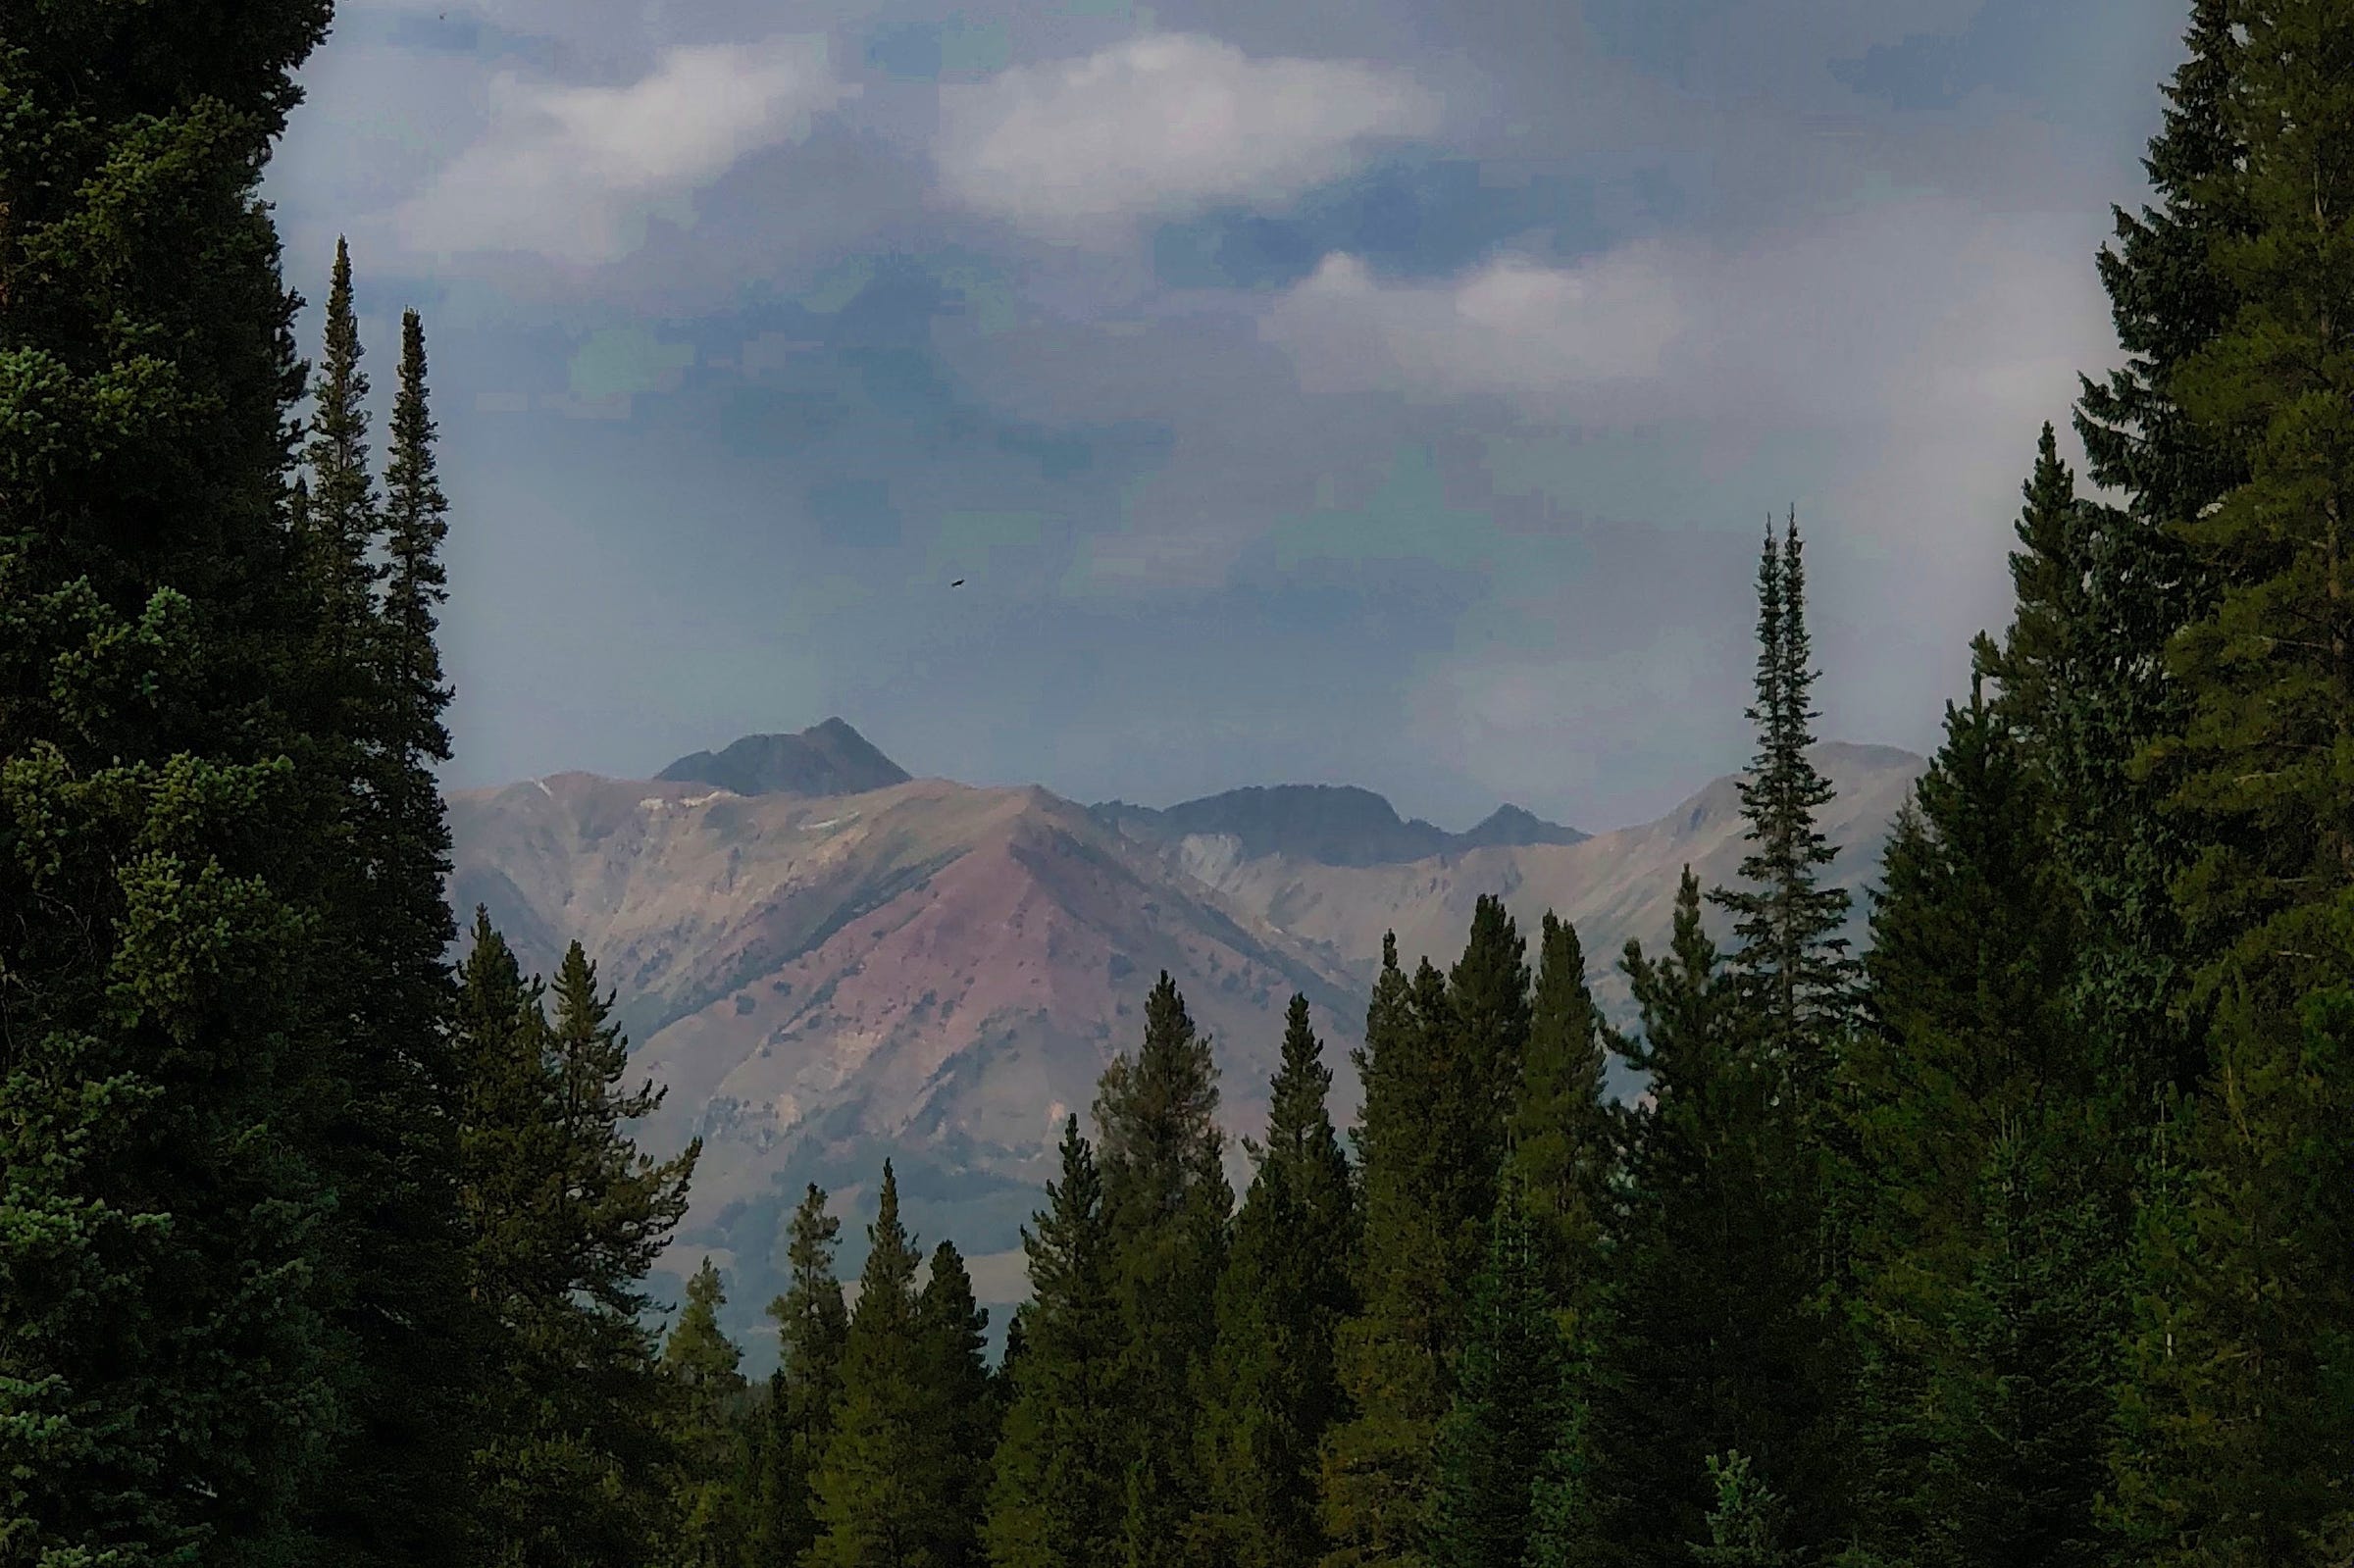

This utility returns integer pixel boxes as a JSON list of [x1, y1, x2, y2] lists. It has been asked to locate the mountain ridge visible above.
[[445, 734, 1925, 1367]]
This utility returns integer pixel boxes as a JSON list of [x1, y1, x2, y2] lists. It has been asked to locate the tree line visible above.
[[4, 1, 2352, 1565]]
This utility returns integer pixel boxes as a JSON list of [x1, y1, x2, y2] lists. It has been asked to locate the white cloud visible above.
[[1263, 248, 1689, 412], [935, 34, 1441, 239], [1257, 197, 2118, 440], [396, 35, 854, 265]]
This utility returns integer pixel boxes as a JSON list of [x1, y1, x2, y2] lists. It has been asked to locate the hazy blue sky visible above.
[[268, 0, 2191, 832]]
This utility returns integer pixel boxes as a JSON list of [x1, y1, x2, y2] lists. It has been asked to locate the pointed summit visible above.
[[658, 718, 911, 798], [1456, 804, 1587, 850]]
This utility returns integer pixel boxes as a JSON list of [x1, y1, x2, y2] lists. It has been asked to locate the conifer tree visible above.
[[1091, 973, 1232, 1563], [1199, 995, 1360, 1568], [1428, 1184, 1571, 1568], [2076, 0, 2249, 530], [2098, 10, 2354, 1560], [917, 1240, 998, 1568], [1595, 871, 1824, 1562], [1841, 683, 2113, 1568], [663, 1258, 755, 1568], [1714, 515, 1856, 1100], [1506, 913, 1615, 1330], [808, 1163, 950, 1567], [297, 252, 477, 1568], [1435, 897, 1533, 1338], [1689, 1453, 1792, 1568], [1320, 936, 1450, 1567], [460, 926, 701, 1567], [756, 1184, 851, 1566], [987, 1118, 1124, 1568], [0, 5, 355, 1559]]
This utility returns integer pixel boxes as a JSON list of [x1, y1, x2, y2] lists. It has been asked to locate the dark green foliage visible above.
[[1436, 897, 1533, 1340], [2109, 983, 2354, 1567], [1428, 1185, 1570, 1568], [663, 1258, 756, 1568], [0, 4, 375, 1561], [1507, 913, 1614, 1331], [2076, 0, 2249, 528], [2088, 9, 2354, 1561], [457, 920, 701, 1568], [295, 247, 478, 1568], [1597, 872, 1831, 1564], [808, 1162, 965, 1567], [987, 1118, 1124, 1568], [1842, 684, 2115, 1568], [1199, 995, 1361, 1568], [756, 1184, 851, 1565], [1714, 516, 1857, 1101], [1091, 973, 1232, 1563], [918, 1241, 998, 1568], [1320, 936, 1446, 1568]]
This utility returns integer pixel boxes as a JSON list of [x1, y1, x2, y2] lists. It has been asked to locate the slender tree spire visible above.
[[383, 307, 452, 765], [1714, 509, 1856, 1099]]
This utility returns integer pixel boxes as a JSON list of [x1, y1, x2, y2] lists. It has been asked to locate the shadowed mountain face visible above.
[[1089, 784, 1586, 868], [657, 717, 911, 798], [445, 735, 1921, 1365]]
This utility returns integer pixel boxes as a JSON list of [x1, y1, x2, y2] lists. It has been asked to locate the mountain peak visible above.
[[1457, 803, 1587, 850], [657, 718, 911, 799]]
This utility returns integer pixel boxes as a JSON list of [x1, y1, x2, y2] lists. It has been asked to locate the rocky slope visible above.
[[444, 727, 1923, 1361]]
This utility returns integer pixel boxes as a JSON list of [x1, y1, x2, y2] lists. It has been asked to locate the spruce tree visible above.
[[1506, 912, 1615, 1332], [1199, 995, 1360, 1568], [1091, 973, 1232, 1564], [0, 4, 358, 1559], [1320, 936, 1450, 1567], [1595, 871, 1824, 1563], [1713, 515, 1856, 1100], [916, 1240, 997, 1568], [1841, 683, 2112, 1568], [663, 1258, 756, 1568], [987, 1117, 1124, 1568], [757, 1184, 851, 1566], [1428, 1184, 1571, 1568], [460, 927, 701, 1568], [2100, 10, 2354, 1560], [1435, 896, 1533, 1341], [1689, 1454, 1792, 1568], [296, 252, 477, 1568], [808, 1163, 949, 1568]]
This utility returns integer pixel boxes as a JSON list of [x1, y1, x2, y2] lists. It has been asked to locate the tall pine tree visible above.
[[1091, 973, 1232, 1565], [1841, 681, 2112, 1568], [1506, 912, 1616, 1335], [296, 247, 478, 1568], [662, 1258, 756, 1568], [987, 1117, 1124, 1568], [2107, 8, 2354, 1559], [1595, 870, 1822, 1565], [1319, 938, 1451, 1568], [459, 925, 700, 1568], [1199, 994, 1361, 1568], [0, 4, 361, 1560], [917, 1240, 998, 1568], [808, 1162, 955, 1567], [756, 1184, 851, 1566]]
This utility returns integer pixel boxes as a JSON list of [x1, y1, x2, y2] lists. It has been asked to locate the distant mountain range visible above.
[[444, 719, 1923, 1364], [1089, 784, 1586, 867]]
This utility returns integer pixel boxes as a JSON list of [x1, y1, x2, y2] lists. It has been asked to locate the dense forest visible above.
[[4, 1, 2352, 1565]]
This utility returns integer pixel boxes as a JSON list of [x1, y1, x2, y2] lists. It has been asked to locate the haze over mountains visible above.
[[444, 719, 1922, 1362]]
